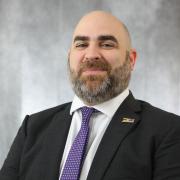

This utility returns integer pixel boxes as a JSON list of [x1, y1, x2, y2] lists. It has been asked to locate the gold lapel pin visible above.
[[121, 117, 135, 123]]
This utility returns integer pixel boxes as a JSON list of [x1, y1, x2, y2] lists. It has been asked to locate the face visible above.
[[68, 11, 137, 105]]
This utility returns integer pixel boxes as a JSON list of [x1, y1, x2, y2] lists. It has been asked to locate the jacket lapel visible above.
[[87, 93, 141, 180], [39, 104, 72, 180]]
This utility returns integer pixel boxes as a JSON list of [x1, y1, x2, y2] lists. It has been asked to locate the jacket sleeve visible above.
[[0, 115, 29, 180], [153, 116, 180, 180]]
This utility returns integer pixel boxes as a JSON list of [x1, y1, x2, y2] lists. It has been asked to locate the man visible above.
[[1, 10, 180, 180]]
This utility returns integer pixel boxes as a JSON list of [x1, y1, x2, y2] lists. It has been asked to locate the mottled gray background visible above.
[[0, 0, 180, 167]]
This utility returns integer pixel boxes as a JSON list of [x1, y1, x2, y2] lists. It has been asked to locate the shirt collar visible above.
[[70, 88, 129, 118]]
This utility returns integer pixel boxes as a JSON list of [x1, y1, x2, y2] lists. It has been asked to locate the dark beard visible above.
[[69, 51, 131, 105]]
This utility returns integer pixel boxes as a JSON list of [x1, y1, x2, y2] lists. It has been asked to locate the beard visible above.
[[68, 51, 131, 105]]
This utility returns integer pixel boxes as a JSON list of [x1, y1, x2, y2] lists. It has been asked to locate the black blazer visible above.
[[1, 93, 180, 180]]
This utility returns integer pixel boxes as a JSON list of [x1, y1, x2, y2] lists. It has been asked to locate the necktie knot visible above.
[[81, 106, 95, 124]]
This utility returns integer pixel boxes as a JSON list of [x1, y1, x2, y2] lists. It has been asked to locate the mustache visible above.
[[78, 59, 111, 76]]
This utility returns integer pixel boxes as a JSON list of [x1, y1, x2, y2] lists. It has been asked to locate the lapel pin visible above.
[[121, 117, 135, 123]]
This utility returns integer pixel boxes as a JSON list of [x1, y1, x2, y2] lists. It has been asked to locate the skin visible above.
[[68, 10, 137, 105]]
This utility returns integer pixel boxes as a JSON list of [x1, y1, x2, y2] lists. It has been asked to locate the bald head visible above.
[[72, 10, 132, 49]]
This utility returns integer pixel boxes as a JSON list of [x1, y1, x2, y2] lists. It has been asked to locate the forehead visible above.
[[72, 14, 128, 45]]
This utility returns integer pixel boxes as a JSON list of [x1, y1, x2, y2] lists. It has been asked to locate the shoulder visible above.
[[22, 102, 72, 133], [29, 102, 72, 119], [132, 99, 180, 148], [137, 99, 180, 131], [139, 100, 180, 119], [127, 92, 180, 123]]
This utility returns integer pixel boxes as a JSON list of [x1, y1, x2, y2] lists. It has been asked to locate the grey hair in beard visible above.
[[68, 51, 131, 105]]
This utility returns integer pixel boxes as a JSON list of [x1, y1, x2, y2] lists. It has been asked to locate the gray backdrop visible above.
[[0, 0, 180, 167]]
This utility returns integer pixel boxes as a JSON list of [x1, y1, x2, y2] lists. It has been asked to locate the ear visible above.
[[129, 48, 137, 70]]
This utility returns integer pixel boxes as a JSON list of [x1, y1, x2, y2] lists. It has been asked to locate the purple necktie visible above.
[[60, 107, 95, 180]]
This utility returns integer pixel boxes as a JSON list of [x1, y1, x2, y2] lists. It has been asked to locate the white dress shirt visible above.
[[59, 89, 129, 179]]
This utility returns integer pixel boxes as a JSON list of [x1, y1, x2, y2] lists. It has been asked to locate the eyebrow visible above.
[[73, 35, 118, 44], [73, 36, 89, 43], [98, 35, 118, 43]]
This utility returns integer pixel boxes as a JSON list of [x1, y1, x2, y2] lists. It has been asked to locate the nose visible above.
[[84, 44, 101, 61]]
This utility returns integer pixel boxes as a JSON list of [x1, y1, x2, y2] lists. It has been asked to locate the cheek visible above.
[[69, 52, 82, 71], [104, 52, 123, 68], [116, 51, 127, 67]]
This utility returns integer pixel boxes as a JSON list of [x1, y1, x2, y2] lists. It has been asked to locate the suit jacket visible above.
[[1, 93, 180, 180]]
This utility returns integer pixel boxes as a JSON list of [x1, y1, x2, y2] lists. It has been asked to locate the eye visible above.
[[100, 41, 117, 49], [74, 42, 88, 49]]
